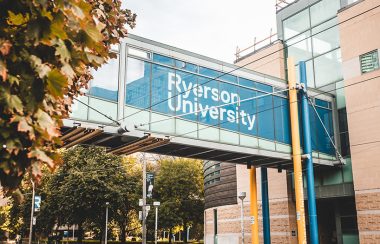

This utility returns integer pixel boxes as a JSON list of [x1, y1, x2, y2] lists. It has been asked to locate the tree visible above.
[[0, 0, 136, 191], [154, 158, 204, 243], [8, 146, 141, 243]]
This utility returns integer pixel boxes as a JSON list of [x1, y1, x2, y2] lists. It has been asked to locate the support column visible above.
[[249, 166, 259, 244], [261, 167, 271, 244], [287, 57, 307, 244], [299, 61, 319, 244]]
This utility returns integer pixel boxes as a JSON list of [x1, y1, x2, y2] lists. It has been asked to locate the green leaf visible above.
[[46, 69, 67, 97], [51, 13, 67, 40], [5, 94, 23, 113]]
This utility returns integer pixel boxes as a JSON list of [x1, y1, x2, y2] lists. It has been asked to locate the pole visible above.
[[240, 198, 245, 244], [29, 180, 35, 244], [249, 167, 259, 244], [73, 225, 75, 241], [155, 206, 158, 244], [287, 57, 307, 244], [299, 61, 319, 244], [187, 226, 190, 241], [261, 167, 271, 244], [105, 202, 109, 244], [142, 154, 147, 244]]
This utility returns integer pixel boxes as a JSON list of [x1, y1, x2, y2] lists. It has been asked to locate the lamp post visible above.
[[153, 201, 160, 244], [28, 180, 35, 244], [238, 192, 246, 244], [105, 202, 110, 244]]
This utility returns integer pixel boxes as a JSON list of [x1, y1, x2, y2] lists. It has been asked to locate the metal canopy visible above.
[[60, 120, 337, 169]]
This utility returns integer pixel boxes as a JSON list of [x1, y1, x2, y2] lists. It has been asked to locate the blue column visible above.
[[299, 61, 319, 244], [261, 167, 271, 244]]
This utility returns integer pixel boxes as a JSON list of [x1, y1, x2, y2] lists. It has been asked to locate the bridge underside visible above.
[[61, 120, 336, 169]]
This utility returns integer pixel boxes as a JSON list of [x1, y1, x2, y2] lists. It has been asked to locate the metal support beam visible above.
[[287, 57, 307, 244], [299, 61, 319, 244], [249, 165, 259, 244], [261, 167, 271, 244]]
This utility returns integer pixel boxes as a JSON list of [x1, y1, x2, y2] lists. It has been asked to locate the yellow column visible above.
[[287, 57, 307, 244], [250, 167, 259, 244]]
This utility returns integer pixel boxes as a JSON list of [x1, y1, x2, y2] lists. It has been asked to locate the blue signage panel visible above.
[[89, 52, 335, 155]]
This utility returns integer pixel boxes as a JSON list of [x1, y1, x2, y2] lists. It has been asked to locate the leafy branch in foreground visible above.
[[0, 0, 136, 190]]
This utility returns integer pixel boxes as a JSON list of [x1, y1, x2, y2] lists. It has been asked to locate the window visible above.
[[283, 9, 310, 40], [153, 53, 175, 66], [310, 0, 340, 27], [128, 47, 151, 59], [125, 58, 151, 108], [89, 54, 119, 101], [360, 50, 379, 74], [314, 48, 343, 87]]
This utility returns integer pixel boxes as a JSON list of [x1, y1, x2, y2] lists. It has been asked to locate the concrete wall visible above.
[[338, 0, 380, 242], [235, 42, 286, 80]]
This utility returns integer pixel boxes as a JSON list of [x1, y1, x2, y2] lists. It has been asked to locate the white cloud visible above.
[[123, 0, 277, 63]]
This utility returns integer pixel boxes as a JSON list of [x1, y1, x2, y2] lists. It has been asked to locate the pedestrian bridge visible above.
[[61, 35, 338, 168]]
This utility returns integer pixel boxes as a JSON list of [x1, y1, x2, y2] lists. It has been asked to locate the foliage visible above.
[[7, 146, 141, 243], [0, 0, 136, 190], [154, 158, 204, 243]]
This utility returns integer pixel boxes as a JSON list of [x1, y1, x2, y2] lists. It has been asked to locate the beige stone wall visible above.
[[235, 42, 286, 80], [339, 0, 380, 242]]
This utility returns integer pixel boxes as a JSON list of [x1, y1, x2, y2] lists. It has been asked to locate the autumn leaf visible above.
[[7, 11, 29, 26], [46, 69, 68, 97], [4, 93, 23, 113], [28, 149, 54, 169]]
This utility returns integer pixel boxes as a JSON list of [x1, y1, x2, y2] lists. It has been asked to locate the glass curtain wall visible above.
[[283, 0, 342, 89], [124, 48, 335, 156]]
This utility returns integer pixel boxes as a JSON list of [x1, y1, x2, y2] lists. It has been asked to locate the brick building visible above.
[[203, 0, 380, 243]]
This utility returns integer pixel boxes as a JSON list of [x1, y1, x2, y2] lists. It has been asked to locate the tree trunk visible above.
[[183, 223, 188, 243], [77, 222, 84, 244], [168, 228, 173, 244], [120, 223, 126, 244]]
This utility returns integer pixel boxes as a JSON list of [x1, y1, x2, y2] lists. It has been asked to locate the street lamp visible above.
[[29, 180, 35, 244], [105, 202, 110, 244], [153, 201, 160, 244], [238, 192, 246, 244]]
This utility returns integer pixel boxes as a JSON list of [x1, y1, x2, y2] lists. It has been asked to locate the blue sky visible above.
[[123, 0, 277, 63]]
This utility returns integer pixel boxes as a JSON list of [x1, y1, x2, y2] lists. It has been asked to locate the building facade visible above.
[[204, 0, 379, 243]]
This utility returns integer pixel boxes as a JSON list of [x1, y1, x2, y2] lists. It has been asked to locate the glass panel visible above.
[[70, 96, 88, 120], [336, 80, 346, 109], [151, 64, 175, 114], [312, 19, 340, 56], [287, 31, 313, 63], [283, 8, 310, 40], [309, 104, 318, 151], [257, 92, 274, 140], [174, 70, 198, 122], [219, 81, 239, 131], [316, 107, 334, 154], [220, 73, 237, 84], [175, 60, 198, 73], [274, 96, 290, 144], [315, 98, 329, 108], [89, 55, 119, 101], [153, 53, 174, 66], [239, 77, 255, 88], [255, 82, 273, 93], [199, 66, 221, 79], [310, 0, 340, 27], [88, 97, 117, 123], [128, 47, 150, 59], [239, 87, 257, 136], [125, 58, 151, 109], [314, 49, 343, 87], [197, 76, 219, 127]]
